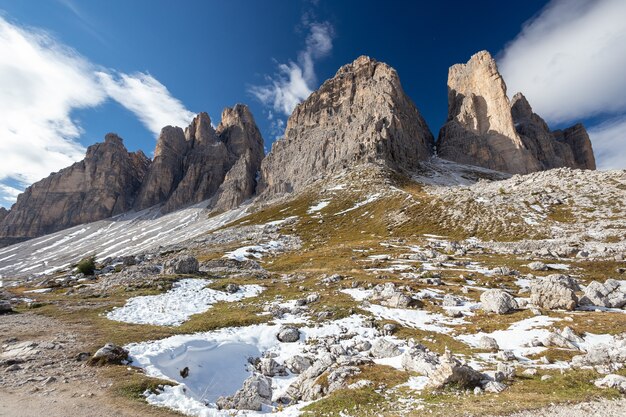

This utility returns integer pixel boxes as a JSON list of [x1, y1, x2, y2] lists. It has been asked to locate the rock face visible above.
[[437, 51, 595, 174], [136, 105, 264, 213], [258, 55, 434, 197], [0, 208, 8, 224], [0, 134, 150, 243]]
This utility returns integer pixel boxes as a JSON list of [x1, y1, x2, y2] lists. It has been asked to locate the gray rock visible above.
[[580, 279, 626, 309], [595, 374, 626, 393], [401, 345, 440, 375], [480, 289, 518, 314], [277, 326, 300, 343], [478, 336, 500, 352], [443, 294, 463, 307], [164, 256, 199, 275], [257, 358, 287, 377], [216, 374, 273, 411], [369, 338, 401, 359], [541, 332, 579, 350], [528, 261, 548, 271], [0, 300, 12, 314], [88, 343, 129, 366], [224, 283, 240, 294], [284, 355, 313, 374], [483, 380, 507, 393], [427, 352, 484, 389], [530, 275, 579, 310]]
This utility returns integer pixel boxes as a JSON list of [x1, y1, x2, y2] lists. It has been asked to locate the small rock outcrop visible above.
[[530, 275, 579, 311], [259, 55, 434, 197], [480, 289, 518, 314], [136, 105, 264, 213], [437, 51, 595, 174], [0, 134, 150, 243], [88, 342, 129, 366], [163, 255, 199, 275], [216, 374, 273, 411]]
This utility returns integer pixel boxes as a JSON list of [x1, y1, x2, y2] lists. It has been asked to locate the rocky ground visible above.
[[1, 161, 625, 417]]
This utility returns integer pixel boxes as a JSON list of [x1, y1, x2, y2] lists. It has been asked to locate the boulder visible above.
[[257, 358, 287, 377], [594, 374, 626, 393], [571, 335, 626, 373], [528, 261, 548, 271], [164, 256, 199, 275], [277, 326, 300, 343], [284, 355, 313, 374], [285, 353, 334, 401], [0, 300, 12, 314], [480, 289, 518, 314], [478, 336, 499, 352], [580, 279, 626, 309], [369, 338, 401, 359], [427, 352, 484, 389], [88, 343, 129, 366], [216, 374, 272, 411], [530, 275, 578, 310], [401, 344, 440, 375]]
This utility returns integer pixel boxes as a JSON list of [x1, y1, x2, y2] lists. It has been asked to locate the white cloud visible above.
[[97, 71, 195, 136], [587, 117, 626, 170], [0, 16, 194, 208], [498, 0, 626, 124], [249, 21, 334, 117], [0, 184, 23, 206]]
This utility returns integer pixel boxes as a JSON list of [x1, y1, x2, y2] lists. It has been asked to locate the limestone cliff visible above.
[[437, 51, 595, 174], [136, 105, 264, 213], [0, 134, 150, 242], [258, 55, 434, 197]]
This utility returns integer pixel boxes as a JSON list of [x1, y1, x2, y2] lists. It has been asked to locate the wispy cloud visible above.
[[97, 71, 195, 136], [249, 21, 334, 117], [0, 16, 194, 208], [588, 116, 626, 170], [498, 0, 626, 123]]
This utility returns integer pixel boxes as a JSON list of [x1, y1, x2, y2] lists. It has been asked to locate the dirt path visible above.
[[0, 312, 178, 417]]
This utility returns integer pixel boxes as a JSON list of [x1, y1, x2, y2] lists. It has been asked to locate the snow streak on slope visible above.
[[0, 202, 247, 280]]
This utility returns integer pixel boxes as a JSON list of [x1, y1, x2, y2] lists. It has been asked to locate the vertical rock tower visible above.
[[259, 55, 434, 197], [437, 51, 595, 174]]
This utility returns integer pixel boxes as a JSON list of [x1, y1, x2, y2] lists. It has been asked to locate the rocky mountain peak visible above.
[[438, 50, 596, 174], [259, 55, 434, 198], [217, 104, 264, 159], [185, 111, 217, 144], [510, 92, 534, 121], [0, 134, 150, 244], [136, 105, 265, 214]]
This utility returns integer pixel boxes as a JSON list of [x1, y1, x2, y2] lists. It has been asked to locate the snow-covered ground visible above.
[[0, 203, 248, 279], [127, 315, 382, 416], [107, 279, 264, 326]]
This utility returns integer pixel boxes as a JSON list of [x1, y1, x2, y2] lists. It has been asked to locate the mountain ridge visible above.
[[0, 51, 599, 245]]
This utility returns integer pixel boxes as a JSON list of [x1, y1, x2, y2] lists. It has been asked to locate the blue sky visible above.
[[1, 0, 625, 207]]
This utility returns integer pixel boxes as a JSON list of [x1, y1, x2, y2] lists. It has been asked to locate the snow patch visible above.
[[107, 279, 264, 326]]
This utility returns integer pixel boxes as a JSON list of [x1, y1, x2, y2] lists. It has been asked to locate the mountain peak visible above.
[[259, 56, 434, 198]]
